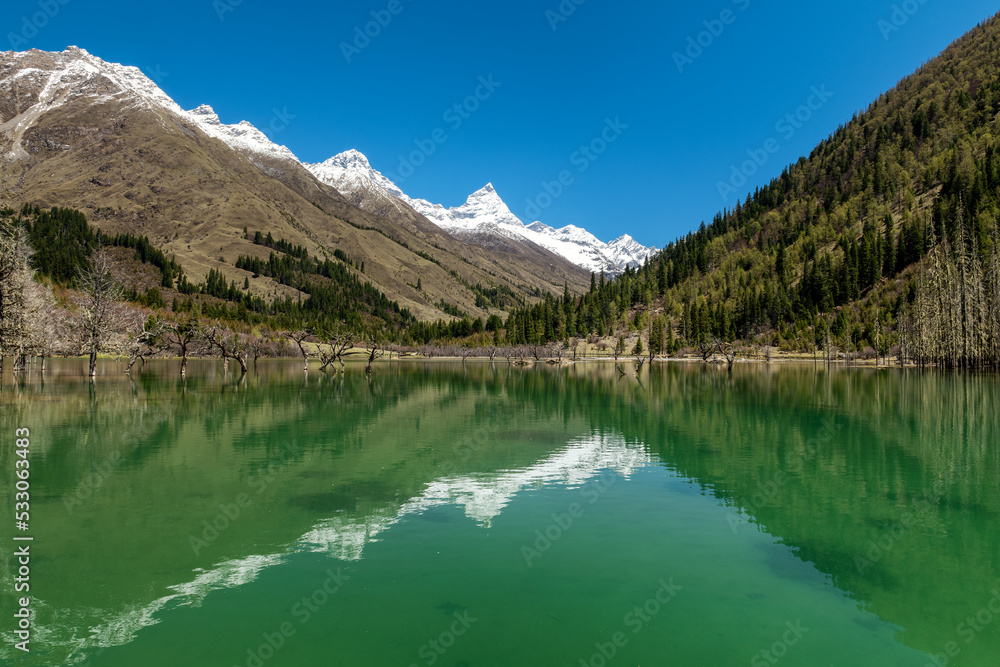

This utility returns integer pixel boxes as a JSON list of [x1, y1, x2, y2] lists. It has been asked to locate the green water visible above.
[[1, 360, 998, 666]]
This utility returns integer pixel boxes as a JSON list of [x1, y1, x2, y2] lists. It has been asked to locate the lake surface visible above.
[[1, 359, 998, 666]]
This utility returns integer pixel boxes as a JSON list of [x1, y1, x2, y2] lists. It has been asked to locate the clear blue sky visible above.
[[3, 0, 998, 248]]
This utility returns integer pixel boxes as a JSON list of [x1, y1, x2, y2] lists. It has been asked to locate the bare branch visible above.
[[286, 330, 313, 371], [160, 316, 202, 376], [205, 325, 249, 374], [318, 330, 353, 373], [364, 338, 385, 374]]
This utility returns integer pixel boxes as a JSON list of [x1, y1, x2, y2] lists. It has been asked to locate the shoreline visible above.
[[3, 353, 940, 370]]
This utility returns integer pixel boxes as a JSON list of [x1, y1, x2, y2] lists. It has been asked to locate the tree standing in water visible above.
[[76, 250, 125, 378]]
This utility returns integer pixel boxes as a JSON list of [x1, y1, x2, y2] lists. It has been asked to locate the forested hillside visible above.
[[2, 205, 414, 333], [499, 12, 1000, 369], [5, 16, 1000, 368]]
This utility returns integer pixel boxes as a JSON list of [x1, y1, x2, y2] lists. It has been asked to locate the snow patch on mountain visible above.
[[0, 47, 298, 164], [306, 151, 657, 274], [2, 46, 656, 273], [304, 149, 403, 197], [186, 104, 299, 162]]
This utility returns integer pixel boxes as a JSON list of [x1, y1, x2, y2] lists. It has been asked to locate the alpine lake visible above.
[[1, 359, 998, 666]]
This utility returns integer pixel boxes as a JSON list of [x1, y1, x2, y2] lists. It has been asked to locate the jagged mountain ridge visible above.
[[0, 46, 591, 320], [303, 149, 600, 276], [305, 150, 658, 275], [3, 48, 646, 278]]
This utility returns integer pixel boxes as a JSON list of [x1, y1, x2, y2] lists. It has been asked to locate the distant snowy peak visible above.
[[184, 103, 299, 163], [607, 234, 656, 269], [304, 149, 404, 199], [2, 46, 183, 125], [528, 222, 603, 248], [188, 104, 223, 125], [450, 183, 525, 229], [522, 219, 657, 275], [310, 148, 659, 275]]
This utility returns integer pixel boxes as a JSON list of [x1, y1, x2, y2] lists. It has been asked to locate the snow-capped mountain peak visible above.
[[189, 104, 221, 124], [0, 47, 298, 165], [304, 150, 405, 200], [323, 148, 372, 170], [608, 234, 653, 268], [305, 149, 657, 275], [451, 183, 525, 228], [183, 104, 298, 163]]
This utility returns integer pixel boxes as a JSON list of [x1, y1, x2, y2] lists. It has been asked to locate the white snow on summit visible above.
[[306, 150, 658, 274], [304, 148, 405, 199], [0, 47, 298, 164], [1, 47, 657, 274], [446, 183, 525, 229], [186, 104, 299, 162]]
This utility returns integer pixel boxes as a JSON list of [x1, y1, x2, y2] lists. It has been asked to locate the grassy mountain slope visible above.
[[0, 49, 589, 324]]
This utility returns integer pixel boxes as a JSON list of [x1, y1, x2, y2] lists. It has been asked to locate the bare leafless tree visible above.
[[696, 336, 716, 363], [243, 327, 264, 366], [286, 330, 313, 371], [125, 317, 164, 374], [364, 338, 385, 374], [205, 325, 249, 374], [0, 224, 36, 374], [989, 225, 1000, 367], [31, 282, 66, 370], [249, 336, 266, 366], [75, 250, 127, 377], [714, 337, 737, 371], [902, 214, 1000, 370], [161, 316, 202, 376], [319, 333, 353, 373]]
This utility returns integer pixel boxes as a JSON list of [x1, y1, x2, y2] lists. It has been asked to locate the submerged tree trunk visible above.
[[126, 353, 144, 374]]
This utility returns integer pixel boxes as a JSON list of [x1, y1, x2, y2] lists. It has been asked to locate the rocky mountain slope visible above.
[[0, 47, 590, 320]]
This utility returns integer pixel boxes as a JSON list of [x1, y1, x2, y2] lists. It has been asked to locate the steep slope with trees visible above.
[[498, 12, 1000, 368]]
